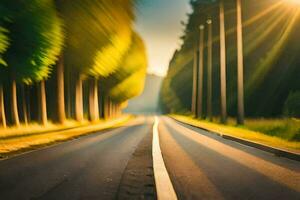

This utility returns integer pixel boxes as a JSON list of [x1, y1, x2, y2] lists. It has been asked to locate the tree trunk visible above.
[[21, 85, 28, 125], [192, 46, 198, 117], [105, 97, 111, 119], [114, 104, 118, 118], [104, 97, 109, 120], [109, 100, 113, 119], [57, 56, 66, 124], [112, 103, 115, 118], [94, 79, 99, 121], [116, 104, 121, 117], [0, 85, 7, 128], [11, 78, 20, 126], [103, 97, 107, 120], [39, 80, 47, 126], [66, 70, 71, 118], [75, 73, 84, 122], [197, 25, 205, 119], [26, 86, 31, 122], [207, 19, 213, 121], [220, 0, 227, 124], [237, 0, 245, 125], [99, 94, 104, 119], [89, 78, 99, 122]]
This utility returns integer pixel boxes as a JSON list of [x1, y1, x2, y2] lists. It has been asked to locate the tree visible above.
[[3, 0, 64, 126], [102, 32, 147, 89], [206, 19, 213, 121], [160, 0, 218, 114], [108, 69, 147, 104], [107, 32, 147, 104], [219, 0, 227, 124], [192, 45, 198, 116], [56, 0, 135, 122], [0, 4, 10, 128], [236, 0, 245, 125], [197, 25, 205, 119]]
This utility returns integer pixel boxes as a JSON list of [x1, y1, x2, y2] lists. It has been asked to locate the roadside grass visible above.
[[0, 120, 88, 140], [171, 115, 300, 153], [217, 117, 300, 142], [0, 116, 132, 158]]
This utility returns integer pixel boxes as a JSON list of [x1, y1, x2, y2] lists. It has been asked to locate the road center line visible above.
[[152, 116, 178, 200]]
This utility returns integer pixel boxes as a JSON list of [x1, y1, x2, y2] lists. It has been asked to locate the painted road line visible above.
[[152, 116, 178, 200]]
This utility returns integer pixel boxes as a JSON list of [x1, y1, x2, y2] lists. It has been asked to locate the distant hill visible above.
[[125, 74, 163, 114]]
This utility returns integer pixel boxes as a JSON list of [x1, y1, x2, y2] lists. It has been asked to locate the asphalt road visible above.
[[159, 117, 300, 200], [0, 116, 299, 200], [0, 117, 156, 200]]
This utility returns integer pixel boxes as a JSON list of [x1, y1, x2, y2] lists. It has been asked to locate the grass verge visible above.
[[0, 115, 133, 159], [171, 115, 300, 154]]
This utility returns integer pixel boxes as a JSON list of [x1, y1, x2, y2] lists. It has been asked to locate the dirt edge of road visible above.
[[117, 125, 157, 200]]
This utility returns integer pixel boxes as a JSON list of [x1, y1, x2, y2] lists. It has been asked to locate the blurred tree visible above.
[[103, 32, 147, 91], [55, 0, 135, 122], [0, 4, 9, 127], [109, 69, 147, 103], [2, 0, 64, 126], [107, 32, 147, 104]]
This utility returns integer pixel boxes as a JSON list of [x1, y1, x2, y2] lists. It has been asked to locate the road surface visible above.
[[0, 117, 156, 200], [159, 117, 300, 200], [0, 116, 299, 200]]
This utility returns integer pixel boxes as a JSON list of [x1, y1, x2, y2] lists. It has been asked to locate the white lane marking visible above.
[[152, 116, 178, 200]]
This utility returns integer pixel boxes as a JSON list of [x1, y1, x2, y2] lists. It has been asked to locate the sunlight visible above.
[[246, 9, 300, 94], [287, 0, 300, 5], [211, 1, 284, 44]]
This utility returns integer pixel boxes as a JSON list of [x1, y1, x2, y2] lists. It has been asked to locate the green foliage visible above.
[[109, 68, 147, 103], [2, 0, 64, 84], [90, 27, 132, 77], [107, 32, 147, 103], [0, 0, 147, 126], [103, 32, 147, 89], [160, 50, 194, 113], [58, 0, 135, 77], [0, 27, 9, 67], [88, 0, 135, 78], [243, 118, 300, 142], [0, 3, 10, 67], [57, 0, 145, 103], [284, 91, 300, 118]]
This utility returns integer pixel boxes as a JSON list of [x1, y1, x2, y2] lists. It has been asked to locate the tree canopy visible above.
[[2, 0, 64, 84], [102, 31, 148, 103], [58, 0, 135, 78], [103, 32, 147, 89], [0, 3, 10, 68]]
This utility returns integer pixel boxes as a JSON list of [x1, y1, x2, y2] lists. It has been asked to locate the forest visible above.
[[161, 0, 300, 118], [0, 0, 147, 128]]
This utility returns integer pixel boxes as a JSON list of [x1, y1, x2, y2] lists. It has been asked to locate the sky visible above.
[[135, 0, 191, 77]]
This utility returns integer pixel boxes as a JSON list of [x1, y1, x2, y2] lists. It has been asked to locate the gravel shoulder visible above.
[[117, 125, 157, 200]]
